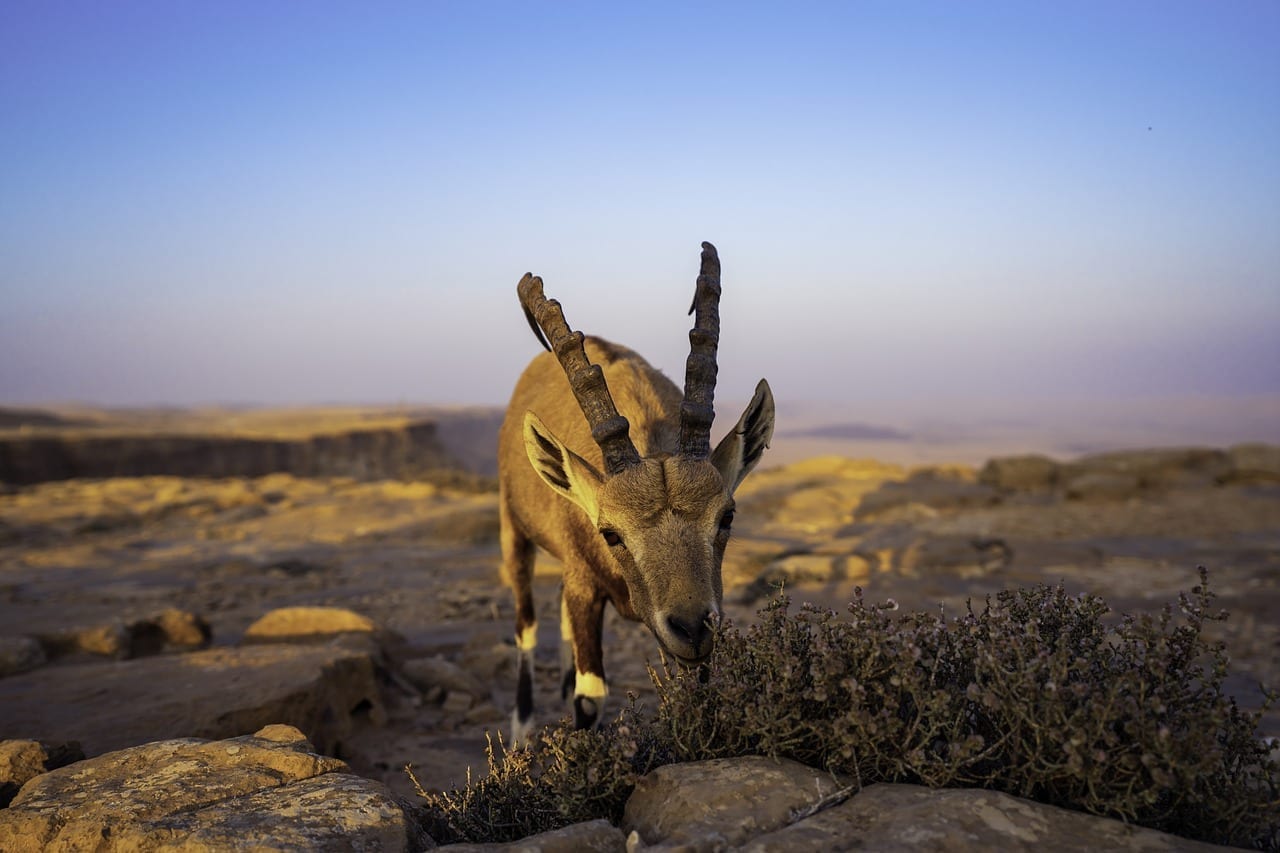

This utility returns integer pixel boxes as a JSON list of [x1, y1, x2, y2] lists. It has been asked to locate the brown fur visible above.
[[499, 311, 774, 742]]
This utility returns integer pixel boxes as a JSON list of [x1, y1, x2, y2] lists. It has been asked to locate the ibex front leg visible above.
[[562, 583, 608, 729]]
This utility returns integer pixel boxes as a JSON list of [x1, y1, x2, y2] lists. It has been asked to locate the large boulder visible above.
[[0, 642, 383, 756], [979, 455, 1060, 492], [621, 758, 1233, 851], [0, 724, 431, 852]]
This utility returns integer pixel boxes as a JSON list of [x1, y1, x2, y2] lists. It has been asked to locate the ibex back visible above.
[[497, 242, 774, 742]]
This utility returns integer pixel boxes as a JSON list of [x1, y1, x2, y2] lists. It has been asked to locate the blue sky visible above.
[[1, 1, 1277, 408]]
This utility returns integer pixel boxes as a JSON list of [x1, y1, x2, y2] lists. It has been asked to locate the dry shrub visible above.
[[419, 569, 1278, 849], [415, 722, 661, 844]]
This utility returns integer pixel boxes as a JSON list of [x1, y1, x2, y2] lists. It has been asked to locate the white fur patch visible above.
[[517, 623, 538, 651], [575, 671, 608, 699]]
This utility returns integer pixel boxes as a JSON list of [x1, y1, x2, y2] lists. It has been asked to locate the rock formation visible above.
[[0, 725, 429, 851], [0, 421, 460, 485], [2, 747, 1240, 850]]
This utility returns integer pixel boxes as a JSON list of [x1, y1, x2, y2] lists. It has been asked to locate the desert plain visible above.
[[0, 399, 1277, 805]]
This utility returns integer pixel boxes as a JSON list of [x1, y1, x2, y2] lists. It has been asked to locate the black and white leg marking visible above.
[[565, 589, 608, 729], [512, 620, 537, 745]]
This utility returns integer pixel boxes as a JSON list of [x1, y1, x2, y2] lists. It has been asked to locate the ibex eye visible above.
[[719, 510, 735, 531], [601, 529, 624, 548]]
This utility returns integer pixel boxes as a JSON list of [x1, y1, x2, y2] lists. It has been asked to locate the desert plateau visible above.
[[1, 402, 1277, 849]]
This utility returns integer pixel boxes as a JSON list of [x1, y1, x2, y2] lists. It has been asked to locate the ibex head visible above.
[[517, 242, 774, 664]]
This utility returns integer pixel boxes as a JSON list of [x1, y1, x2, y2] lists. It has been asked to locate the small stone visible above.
[[76, 622, 130, 658], [401, 656, 489, 699], [463, 703, 506, 726], [0, 636, 46, 677], [153, 608, 212, 649], [442, 691, 474, 714], [252, 724, 311, 746]]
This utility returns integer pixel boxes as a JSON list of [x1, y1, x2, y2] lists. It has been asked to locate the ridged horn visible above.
[[679, 241, 722, 458], [517, 273, 641, 476]]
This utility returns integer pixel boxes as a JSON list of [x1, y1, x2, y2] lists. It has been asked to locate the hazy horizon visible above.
[[2, 2, 1277, 411], [7, 392, 1277, 471]]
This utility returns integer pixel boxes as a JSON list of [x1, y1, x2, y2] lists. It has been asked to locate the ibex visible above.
[[498, 242, 774, 742]]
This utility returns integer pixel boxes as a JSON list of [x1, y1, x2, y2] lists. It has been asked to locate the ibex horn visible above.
[[517, 273, 641, 476], [679, 241, 721, 459]]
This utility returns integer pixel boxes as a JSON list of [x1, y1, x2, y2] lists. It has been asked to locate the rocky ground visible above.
[[2, 727, 1240, 850], [0, 432, 1278, 848]]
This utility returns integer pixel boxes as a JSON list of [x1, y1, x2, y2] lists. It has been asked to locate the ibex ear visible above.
[[523, 411, 604, 520], [711, 379, 775, 494]]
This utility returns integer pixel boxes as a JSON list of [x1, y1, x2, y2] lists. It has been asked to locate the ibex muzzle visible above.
[[497, 242, 774, 742]]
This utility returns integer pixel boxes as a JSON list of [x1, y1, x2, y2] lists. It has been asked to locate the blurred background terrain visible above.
[[2, 403, 1277, 800]]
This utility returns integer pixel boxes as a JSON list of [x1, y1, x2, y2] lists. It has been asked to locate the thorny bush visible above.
[[418, 569, 1279, 849]]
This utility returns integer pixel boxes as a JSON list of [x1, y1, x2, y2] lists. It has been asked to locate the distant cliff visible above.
[[0, 420, 464, 485]]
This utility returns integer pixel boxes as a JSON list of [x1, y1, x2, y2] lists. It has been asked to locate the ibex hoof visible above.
[[573, 695, 600, 729], [510, 709, 536, 748]]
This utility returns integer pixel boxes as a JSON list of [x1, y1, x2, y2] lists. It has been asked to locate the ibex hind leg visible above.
[[499, 496, 537, 746], [559, 586, 575, 700]]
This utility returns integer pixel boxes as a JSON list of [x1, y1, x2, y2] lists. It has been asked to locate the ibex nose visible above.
[[664, 609, 715, 662]]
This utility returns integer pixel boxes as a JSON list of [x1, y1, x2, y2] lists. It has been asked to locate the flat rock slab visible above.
[[0, 724, 430, 851], [743, 782, 1233, 852], [0, 642, 382, 756]]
